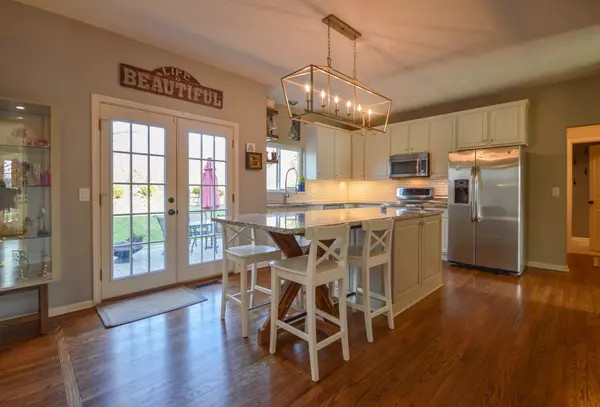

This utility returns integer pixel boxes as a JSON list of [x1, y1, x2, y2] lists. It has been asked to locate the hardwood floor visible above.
[[2, 256, 600, 406]]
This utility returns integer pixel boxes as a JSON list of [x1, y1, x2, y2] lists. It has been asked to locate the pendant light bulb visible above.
[[334, 96, 339, 104], [305, 84, 310, 92]]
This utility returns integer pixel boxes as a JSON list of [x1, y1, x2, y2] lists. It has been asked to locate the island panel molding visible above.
[[119, 64, 224, 109]]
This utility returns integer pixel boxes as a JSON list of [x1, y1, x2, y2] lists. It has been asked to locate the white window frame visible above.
[[266, 143, 303, 193]]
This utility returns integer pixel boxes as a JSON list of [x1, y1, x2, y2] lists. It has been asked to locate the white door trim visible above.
[[566, 124, 600, 258], [91, 94, 240, 304]]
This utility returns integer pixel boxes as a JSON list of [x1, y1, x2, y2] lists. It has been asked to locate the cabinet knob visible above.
[[491, 138, 494, 141]]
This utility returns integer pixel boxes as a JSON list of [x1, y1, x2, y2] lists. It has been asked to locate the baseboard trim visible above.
[[49, 301, 95, 317], [527, 261, 569, 272]]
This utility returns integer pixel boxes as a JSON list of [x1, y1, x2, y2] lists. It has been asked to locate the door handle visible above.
[[590, 200, 595, 204], [469, 166, 476, 222], [168, 209, 176, 216], [475, 166, 483, 222]]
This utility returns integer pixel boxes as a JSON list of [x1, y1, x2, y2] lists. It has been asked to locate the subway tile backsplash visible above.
[[280, 179, 448, 204]]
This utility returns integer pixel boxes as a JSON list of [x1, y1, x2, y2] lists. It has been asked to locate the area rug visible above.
[[97, 286, 207, 328]]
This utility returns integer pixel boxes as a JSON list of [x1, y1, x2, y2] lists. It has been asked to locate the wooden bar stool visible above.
[[269, 223, 351, 382], [347, 218, 395, 342], [220, 225, 281, 338]]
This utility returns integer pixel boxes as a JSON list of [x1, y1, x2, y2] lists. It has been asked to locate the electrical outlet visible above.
[[552, 187, 560, 197]]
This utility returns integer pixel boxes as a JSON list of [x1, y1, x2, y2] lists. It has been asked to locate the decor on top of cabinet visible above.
[[289, 115, 301, 141], [281, 14, 391, 134]]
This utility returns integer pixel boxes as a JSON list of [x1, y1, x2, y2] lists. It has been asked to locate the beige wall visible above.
[[389, 71, 600, 267], [572, 143, 592, 238], [0, 2, 267, 317]]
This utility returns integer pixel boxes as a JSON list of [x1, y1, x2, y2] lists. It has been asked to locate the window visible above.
[[266, 144, 302, 191]]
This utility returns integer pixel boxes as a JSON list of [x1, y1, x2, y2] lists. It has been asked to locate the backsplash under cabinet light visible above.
[[276, 179, 448, 204]]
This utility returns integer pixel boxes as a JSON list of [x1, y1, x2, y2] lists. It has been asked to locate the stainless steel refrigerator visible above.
[[447, 146, 526, 274]]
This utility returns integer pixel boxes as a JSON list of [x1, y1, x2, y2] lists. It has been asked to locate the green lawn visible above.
[[112, 209, 227, 245]]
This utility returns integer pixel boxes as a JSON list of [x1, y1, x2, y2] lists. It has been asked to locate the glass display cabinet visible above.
[[0, 98, 60, 334]]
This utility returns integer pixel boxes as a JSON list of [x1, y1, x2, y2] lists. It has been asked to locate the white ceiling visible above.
[[14, 0, 600, 111]]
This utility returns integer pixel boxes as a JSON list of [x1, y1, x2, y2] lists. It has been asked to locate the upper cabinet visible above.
[[305, 127, 353, 180], [351, 133, 365, 180], [305, 126, 334, 180], [365, 127, 390, 180], [334, 131, 352, 180], [488, 103, 527, 147], [456, 111, 487, 149], [390, 121, 429, 155], [429, 117, 455, 178], [455, 100, 529, 150]]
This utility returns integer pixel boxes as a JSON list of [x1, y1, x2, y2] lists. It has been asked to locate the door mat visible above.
[[97, 286, 207, 328]]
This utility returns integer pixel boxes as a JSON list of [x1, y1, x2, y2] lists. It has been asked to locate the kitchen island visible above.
[[213, 207, 443, 345]]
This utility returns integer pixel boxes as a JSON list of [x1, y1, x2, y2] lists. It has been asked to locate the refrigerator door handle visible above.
[[475, 165, 483, 222], [469, 166, 476, 222]]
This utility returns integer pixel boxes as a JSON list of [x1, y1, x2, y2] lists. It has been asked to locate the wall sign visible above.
[[119, 64, 223, 109]]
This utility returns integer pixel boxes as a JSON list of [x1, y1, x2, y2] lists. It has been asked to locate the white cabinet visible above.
[[365, 128, 390, 179], [392, 215, 443, 314], [408, 121, 429, 153], [305, 127, 351, 180], [442, 209, 449, 256], [390, 124, 409, 155], [489, 104, 527, 147], [351, 133, 365, 180], [429, 117, 454, 178], [455, 100, 529, 150], [390, 121, 429, 155], [393, 218, 421, 300], [334, 131, 352, 180], [421, 215, 442, 286], [457, 111, 487, 149]]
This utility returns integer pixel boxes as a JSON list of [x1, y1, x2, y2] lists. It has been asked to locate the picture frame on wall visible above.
[[245, 152, 263, 170]]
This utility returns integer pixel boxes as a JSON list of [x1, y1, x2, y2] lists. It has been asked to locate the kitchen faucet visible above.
[[283, 167, 298, 204]]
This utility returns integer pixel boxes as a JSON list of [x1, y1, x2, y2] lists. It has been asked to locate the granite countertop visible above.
[[212, 207, 443, 234], [265, 200, 448, 209]]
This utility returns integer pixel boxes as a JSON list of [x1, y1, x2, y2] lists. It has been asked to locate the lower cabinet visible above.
[[442, 209, 448, 258], [392, 215, 443, 315]]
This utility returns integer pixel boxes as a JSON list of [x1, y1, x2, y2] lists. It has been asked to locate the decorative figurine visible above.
[[37, 207, 49, 236], [40, 249, 50, 278], [12, 250, 29, 281]]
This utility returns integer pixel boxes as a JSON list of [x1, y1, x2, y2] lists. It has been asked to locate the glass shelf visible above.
[[0, 98, 55, 293], [1, 234, 51, 242], [0, 143, 50, 151]]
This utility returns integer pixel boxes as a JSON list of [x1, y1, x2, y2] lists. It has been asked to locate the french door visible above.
[[100, 104, 233, 300]]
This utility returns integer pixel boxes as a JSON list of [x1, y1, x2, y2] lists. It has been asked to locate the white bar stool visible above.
[[347, 219, 395, 343], [220, 225, 281, 338], [269, 223, 351, 382]]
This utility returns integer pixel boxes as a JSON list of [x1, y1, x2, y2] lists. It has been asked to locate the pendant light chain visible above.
[[327, 23, 332, 67], [353, 38, 357, 80]]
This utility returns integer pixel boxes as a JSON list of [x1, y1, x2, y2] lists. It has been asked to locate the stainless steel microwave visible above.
[[389, 152, 430, 178]]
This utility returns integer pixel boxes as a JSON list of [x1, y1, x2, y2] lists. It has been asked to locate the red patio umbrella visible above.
[[202, 160, 221, 210]]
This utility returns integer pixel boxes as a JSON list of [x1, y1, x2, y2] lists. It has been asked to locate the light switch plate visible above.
[[79, 187, 91, 202], [552, 187, 560, 197]]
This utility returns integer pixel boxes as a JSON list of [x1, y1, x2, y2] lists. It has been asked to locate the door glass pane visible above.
[[113, 121, 131, 152], [188, 132, 226, 266], [111, 120, 166, 280]]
